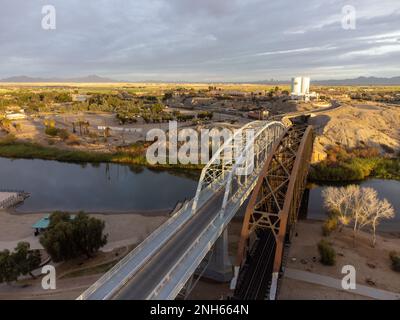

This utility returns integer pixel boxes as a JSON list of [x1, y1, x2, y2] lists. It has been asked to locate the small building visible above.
[[72, 94, 91, 102], [32, 214, 51, 235], [5, 108, 26, 120], [32, 214, 76, 236]]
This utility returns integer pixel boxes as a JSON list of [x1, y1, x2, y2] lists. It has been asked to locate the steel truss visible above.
[[233, 124, 314, 300]]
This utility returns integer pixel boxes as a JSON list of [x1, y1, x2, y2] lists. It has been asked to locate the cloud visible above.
[[0, 0, 400, 81], [341, 45, 400, 57]]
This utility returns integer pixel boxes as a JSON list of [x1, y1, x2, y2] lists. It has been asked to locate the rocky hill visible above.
[[309, 103, 400, 162]]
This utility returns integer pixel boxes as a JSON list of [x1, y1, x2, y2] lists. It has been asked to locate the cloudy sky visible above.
[[1, 0, 400, 81]]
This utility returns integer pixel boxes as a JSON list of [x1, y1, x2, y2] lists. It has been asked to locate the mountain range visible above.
[[0, 75, 118, 83], [1, 75, 400, 85]]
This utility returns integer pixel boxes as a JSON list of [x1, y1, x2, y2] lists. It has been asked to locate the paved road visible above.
[[285, 268, 400, 300], [114, 190, 225, 299]]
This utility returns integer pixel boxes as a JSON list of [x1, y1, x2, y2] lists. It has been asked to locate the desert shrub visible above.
[[352, 147, 380, 158], [57, 128, 70, 140], [65, 134, 80, 146], [45, 126, 58, 136], [389, 251, 400, 272], [322, 217, 338, 236], [0, 134, 16, 145], [88, 132, 98, 139], [318, 239, 336, 266], [45, 127, 70, 140]]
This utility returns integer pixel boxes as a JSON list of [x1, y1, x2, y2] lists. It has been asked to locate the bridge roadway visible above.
[[115, 190, 224, 299]]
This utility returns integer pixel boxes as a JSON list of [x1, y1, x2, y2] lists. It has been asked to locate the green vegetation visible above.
[[0, 135, 203, 170], [310, 146, 400, 182], [61, 260, 118, 279], [0, 135, 112, 163], [317, 239, 336, 266], [40, 212, 108, 262], [389, 251, 400, 272], [322, 217, 338, 236], [0, 242, 41, 284], [45, 126, 70, 140]]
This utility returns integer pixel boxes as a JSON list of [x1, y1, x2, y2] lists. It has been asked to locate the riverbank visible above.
[[279, 220, 400, 299], [0, 136, 203, 171], [310, 157, 400, 182], [0, 209, 168, 251]]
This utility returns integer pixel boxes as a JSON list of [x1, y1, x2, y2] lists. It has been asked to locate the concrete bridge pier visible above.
[[203, 228, 233, 282]]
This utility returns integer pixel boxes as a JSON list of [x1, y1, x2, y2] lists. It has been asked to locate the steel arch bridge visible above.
[[78, 120, 313, 300]]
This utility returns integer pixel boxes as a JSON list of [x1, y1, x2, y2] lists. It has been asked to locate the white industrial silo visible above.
[[301, 77, 310, 95], [291, 77, 302, 95]]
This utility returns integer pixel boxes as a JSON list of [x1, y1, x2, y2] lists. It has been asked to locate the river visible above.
[[1, 157, 399, 233], [0, 157, 198, 213], [307, 179, 400, 232]]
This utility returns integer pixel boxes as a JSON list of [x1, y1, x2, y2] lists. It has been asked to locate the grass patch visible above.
[[0, 135, 203, 171], [0, 139, 113, 163], [61, 260, 118, 279]]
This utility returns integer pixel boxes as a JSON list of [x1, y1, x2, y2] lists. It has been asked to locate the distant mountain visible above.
[[2, 75, 400, 85], [312, 76, 400, 86], [0, 75, 119, 83]]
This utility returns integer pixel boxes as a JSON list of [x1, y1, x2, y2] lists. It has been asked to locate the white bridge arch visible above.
[[192, 121, 285, 215]]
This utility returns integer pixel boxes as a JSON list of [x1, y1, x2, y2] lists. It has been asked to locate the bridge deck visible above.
[[115, 190, 224, 299]]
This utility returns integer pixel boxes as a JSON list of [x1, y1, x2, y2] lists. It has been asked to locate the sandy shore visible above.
[[279, 220, 400, 299], [0, 209, 169, 251], [0, 208, 169, 300]]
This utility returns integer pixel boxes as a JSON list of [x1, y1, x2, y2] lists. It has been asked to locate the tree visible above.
[[163, 92, 173, 101], [322, 186, 353, 228], [40, 215, 77, 262], [369, 199, 394, 246], [72, 212, 108, 258], [0, 242, 41, 284], [0, 250, 18, 284], [323, 185, 395, 246], [12, 242, 41, 278], [358, 190, 395, 247], [40, 211, 108, 262]]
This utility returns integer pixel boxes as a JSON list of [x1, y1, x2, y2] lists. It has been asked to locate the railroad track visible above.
[[233, 230, 276, 300]]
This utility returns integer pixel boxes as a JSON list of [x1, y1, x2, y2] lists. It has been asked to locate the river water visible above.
[[0, 157, 399, 233], [0, 157, 198, 213], [307, 179, 400, 232]]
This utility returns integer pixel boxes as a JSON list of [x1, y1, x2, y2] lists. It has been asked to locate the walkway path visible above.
[[285, 268, 400, 300]]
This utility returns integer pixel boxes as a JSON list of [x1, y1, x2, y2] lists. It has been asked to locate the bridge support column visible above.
[[203, 228, 233, 282]]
